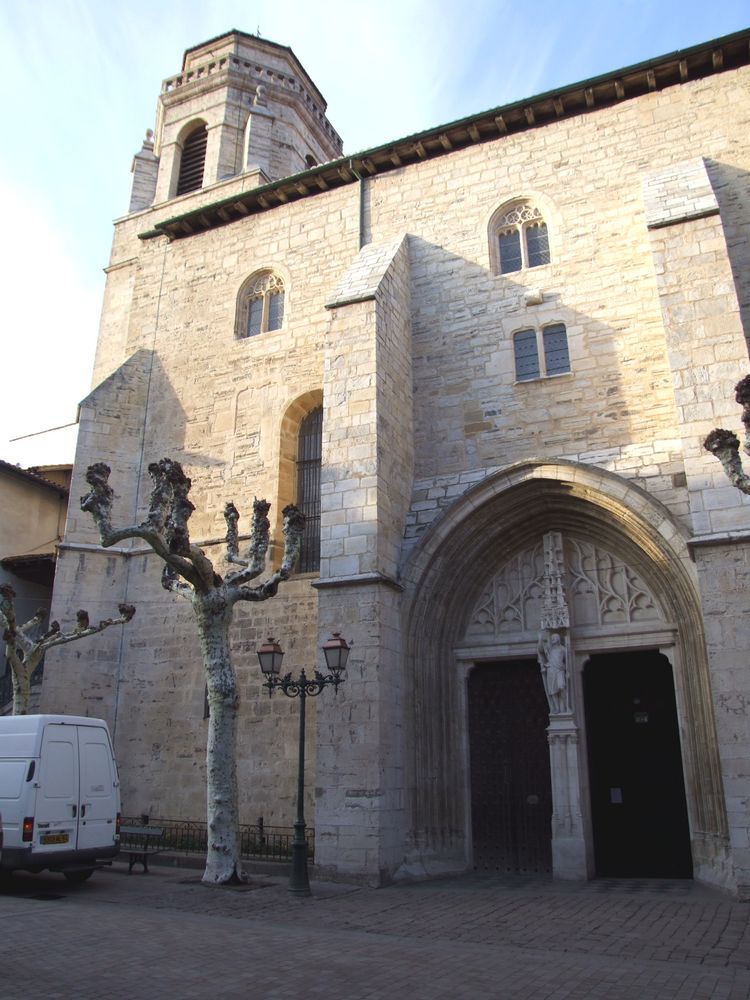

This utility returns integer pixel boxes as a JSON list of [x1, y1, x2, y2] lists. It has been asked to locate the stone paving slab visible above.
[[2, 865, 750, 998]]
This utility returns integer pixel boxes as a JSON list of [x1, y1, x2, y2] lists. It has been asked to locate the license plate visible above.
[[40, 832, 69, 845]]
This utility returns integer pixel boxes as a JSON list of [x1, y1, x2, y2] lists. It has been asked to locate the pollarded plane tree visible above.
[[81, 459, 304, 885], [704, 375, 750, 493], [0, 584, 135, 716]]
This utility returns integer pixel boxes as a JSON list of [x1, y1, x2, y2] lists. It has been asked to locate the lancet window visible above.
[[236, 271, 286, 339]]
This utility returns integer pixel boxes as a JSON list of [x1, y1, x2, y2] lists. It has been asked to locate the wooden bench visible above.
[[118, 824, 165, 873]]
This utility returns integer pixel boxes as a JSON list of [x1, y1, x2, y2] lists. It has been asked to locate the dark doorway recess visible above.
[[468, 661, 552, 873], [584, 650, 693, 878]]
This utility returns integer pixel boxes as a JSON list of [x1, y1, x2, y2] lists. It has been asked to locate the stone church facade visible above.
[[43, 28, 750, 893]]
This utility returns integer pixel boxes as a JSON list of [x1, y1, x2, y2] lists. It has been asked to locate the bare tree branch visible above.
[[232, 504, 304, 604], [162, 564, 194, 600], [224, 499, 272, 585], [39, 603, 136, 652], [704, 376, 750, 495], [81, 461, 202, 588], [1, 583, 135, 715]]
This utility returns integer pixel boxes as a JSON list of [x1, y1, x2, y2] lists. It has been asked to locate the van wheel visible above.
[[64, 869, 94, 884]]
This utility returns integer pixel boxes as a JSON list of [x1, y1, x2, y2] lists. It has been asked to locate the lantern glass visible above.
[[322, 632, 350, 674], [257, 637, 284, 676]]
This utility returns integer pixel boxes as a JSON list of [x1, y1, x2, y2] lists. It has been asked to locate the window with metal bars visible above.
[[296, 407, 322, 573], [513, 324, 570, 381], [176, 124, 207, 196]]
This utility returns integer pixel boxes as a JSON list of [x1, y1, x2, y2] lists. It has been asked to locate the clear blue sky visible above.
[[1, 0, 747, 465]]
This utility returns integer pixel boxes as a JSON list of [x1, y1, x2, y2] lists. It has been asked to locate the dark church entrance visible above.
[[584, 650, 693, 878], [468, 661, 552, 873]]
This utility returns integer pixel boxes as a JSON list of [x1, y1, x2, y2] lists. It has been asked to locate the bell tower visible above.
[[128, 30, 343, 213]]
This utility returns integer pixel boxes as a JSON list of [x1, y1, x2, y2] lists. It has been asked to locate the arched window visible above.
[[493, 202, 550, 274], [236, 271, 285, 339], [297, 407, 322, 572], [513, 323, 570, 381], [176, 123, 208, 196]]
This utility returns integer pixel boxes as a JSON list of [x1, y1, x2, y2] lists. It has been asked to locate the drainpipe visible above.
[[349, 158, 366, 249]]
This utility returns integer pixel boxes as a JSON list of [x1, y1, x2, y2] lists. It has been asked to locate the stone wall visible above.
[[44, 52, 750, 884]]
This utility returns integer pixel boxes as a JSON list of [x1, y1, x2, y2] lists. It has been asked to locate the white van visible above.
[[0, 715, 120, 882]]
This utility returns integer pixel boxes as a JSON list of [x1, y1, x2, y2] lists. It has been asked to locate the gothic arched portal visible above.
[[400, 461, 729, 888]]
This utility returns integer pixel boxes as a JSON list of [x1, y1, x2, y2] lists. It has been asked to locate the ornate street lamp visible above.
[[256, 632, 350, 896]]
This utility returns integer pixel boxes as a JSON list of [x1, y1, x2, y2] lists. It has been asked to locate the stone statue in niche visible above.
[[537, 629, 569, 714]]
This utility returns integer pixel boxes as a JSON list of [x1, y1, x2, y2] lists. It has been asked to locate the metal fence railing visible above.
[[121, 816, 312, 862]]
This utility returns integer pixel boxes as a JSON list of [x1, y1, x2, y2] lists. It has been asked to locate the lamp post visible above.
[[256, 632, 350, 896]]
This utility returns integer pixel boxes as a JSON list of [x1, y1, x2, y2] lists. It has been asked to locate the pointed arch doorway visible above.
[[402, 463, 729, 889]]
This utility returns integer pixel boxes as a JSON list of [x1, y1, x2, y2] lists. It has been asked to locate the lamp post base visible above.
[[288, 821, 311, 896]]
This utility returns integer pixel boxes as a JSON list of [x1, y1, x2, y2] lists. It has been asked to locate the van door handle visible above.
[[80, 804, 86, 818], [72, 805, 77, 818]]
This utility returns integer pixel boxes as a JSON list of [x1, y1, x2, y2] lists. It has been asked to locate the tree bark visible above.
[[11, 657, 32, 715], [194, 590, 243, 884]]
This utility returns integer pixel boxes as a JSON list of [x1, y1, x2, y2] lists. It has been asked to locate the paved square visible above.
[[3, 865, 750, 998]]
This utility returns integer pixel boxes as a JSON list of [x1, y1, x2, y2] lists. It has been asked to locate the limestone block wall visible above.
[[313, 236, 413, 879], [693, 541, 750, 897], [643, 158, 750, 534], [46, 53, 750, 877], [42, 350, 153, 731]]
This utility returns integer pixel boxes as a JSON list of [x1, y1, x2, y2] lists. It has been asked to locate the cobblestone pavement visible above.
[[3, 863, 750, 999]]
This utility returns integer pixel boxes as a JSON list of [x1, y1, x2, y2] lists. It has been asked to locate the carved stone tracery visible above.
[[467, 533, 663, 638]]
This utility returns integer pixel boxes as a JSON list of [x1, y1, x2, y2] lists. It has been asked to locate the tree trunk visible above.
[[11, 663, 31, 716], [194, 592, 243, 884]]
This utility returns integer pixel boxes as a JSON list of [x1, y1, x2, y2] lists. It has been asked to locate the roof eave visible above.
[[142, 26, 750, 243]]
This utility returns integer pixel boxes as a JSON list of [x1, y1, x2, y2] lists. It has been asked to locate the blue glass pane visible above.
[[526, 223, 550, 268], [543, 324, 570, 375], [499, 229, 522, 274], [514, 329, 540, 381], [268, 291, 284, 331], [247, 297, 263, 337]]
